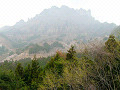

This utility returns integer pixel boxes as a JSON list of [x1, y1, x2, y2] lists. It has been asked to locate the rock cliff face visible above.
[[0, 5, 116, 42], [0, 5, 117, 61]]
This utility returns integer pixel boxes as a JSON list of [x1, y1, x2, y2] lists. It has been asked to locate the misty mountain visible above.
[[0, 5, 117, 49]]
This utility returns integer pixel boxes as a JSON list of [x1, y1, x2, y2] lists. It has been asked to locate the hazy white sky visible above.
[[0, 0, 120, 28]]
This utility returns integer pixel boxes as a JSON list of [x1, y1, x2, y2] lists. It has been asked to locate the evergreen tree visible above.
[[15, 63, 24, 78], [45, 53, 63, 75], [105, 35, 118, 53], [31, 55, 40, 79], [24, 64, 32, 86], [66, 45, 76, 61]]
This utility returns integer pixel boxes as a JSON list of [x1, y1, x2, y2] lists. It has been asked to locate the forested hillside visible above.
[[0, 35, 119, 90]]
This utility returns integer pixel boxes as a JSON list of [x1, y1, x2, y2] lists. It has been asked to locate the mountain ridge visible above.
[[0, 5, 117, 61], [0, 5, 117, 46]]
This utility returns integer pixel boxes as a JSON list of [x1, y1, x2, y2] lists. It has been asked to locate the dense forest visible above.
[[0, 35, 120, 90]]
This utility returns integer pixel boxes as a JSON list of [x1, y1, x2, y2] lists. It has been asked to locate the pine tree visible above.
[[45, 53, 63, 76], [105, 35, 118, 53], [31, 55, 40, 79], [15, 63, 24, 78], [66, 45, 76, 61], [24, 64, 31, 86]]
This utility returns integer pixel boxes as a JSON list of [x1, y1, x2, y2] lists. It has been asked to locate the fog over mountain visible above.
[[0, 6, 116, 40], [0, 6, 117, 61]]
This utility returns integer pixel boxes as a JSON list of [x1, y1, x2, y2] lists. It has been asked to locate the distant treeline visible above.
[[29, 41, 64, 54], [0, 46, 8, 55]]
